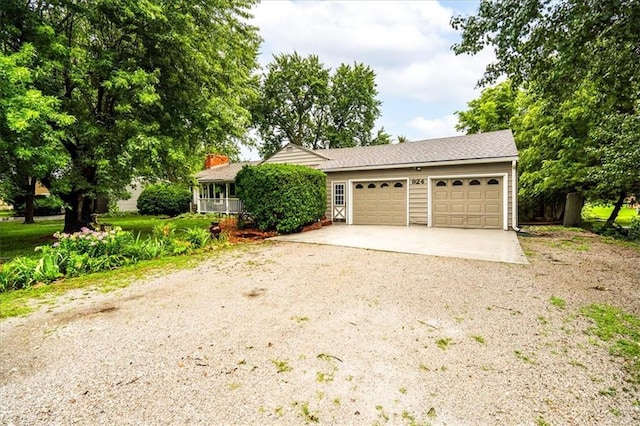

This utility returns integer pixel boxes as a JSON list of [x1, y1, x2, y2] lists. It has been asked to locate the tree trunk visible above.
[[602, 192, 627, 230], [563, 192, 584, 227], [62, 191, 94, 233], [23, 178, 37, 224]]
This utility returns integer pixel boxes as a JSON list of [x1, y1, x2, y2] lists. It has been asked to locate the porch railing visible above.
[[198, 198, 243, 214]]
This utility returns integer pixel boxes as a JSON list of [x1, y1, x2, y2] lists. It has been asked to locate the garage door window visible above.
[[394, 182, 403, 188], [368, 183, 376, 188], [453, 180, 463, 186], [436, 180, 446, 187], [488, 179, 499, 185], [355, 184, 363, 189], [470, 179, 481, 185], [381, 183, 389, 188]]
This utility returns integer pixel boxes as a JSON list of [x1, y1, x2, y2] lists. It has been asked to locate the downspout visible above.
[[511, 160, 521, 231]]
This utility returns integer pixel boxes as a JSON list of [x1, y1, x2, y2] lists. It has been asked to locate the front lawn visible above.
[[582, 204, 637, 228], [0, 214, 219, 261]]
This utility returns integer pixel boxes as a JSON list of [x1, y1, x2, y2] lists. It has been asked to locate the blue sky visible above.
[[242, 0, 491, 160]]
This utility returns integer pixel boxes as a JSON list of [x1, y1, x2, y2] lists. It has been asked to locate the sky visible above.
[[241, 0, 492, 160]]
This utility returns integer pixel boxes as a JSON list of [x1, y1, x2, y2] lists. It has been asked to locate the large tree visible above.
[[0, 0, 260, 232], [0, 45, 73, 223], [455, 81, 516, 134], [255, 52, 384, 158], [452, 0, 640, 225]]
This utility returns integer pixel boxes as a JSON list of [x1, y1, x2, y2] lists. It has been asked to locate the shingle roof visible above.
[[316, 129, 518, 171], [195, 130, 517, 181], [195, 161, 259, 181]]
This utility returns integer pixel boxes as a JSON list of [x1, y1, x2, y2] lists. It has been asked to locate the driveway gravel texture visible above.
[[1, 228, 639, 425]]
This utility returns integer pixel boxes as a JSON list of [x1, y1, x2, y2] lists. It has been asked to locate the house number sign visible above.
[[411, 179, 425, 185]]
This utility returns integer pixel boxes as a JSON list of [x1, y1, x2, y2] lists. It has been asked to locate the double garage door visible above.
[[348, 176, 503, 228], [352, 180, 407, 226], [432, 177, 503, 229]]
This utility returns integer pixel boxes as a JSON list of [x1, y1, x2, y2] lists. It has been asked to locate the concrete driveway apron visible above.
[[271, 225, 528, 264]]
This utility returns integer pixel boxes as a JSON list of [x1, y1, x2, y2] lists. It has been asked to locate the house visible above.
[[194, 129, 519, 230], [193, 154, 260, 215]]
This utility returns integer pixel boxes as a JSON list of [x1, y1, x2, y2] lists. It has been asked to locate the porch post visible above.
[[193, 185, 200, 213], [225, 182, 229, 215]]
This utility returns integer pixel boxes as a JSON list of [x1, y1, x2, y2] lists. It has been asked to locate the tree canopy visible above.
[[452, 0, 640, 223], [254, 52, 384, 159], [455, 81, 516, 134], [0, 0, 261, 231]]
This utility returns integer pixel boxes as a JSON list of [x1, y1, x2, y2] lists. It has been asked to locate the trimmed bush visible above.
[[236, 163, 326, 233], [14, 195, 65, 216], [137, 183, 191, 216]]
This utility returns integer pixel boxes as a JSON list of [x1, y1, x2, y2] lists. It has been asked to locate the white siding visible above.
[[116, 180, 146, 212]]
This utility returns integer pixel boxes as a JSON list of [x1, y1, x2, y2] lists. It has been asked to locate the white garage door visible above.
[[432, 177, 503, 229], [352, 180, 407, 226]]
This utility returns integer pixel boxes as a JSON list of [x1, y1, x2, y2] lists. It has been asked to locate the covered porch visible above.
[[193, 181, 243, 215]]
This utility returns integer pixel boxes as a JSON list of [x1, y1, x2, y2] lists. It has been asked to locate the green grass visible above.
[[550, 296, 567, 310], [581, 304, 640, 384], [0, 219, 65, 260], [0, 214, 216, 260], [0, 210, 15, 217], [582, 204, 637, 227], [0, 251, 211, 318]]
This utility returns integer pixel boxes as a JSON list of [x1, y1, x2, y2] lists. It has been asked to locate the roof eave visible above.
[[320, 156, 519, 173]]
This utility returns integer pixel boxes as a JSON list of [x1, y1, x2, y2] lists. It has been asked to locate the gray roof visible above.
[[195, 130, 517, 181], [195, 161, 259, 182], [316, 129, 518, 171]]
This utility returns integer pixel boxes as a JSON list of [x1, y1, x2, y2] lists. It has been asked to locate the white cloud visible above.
[[250, 1, 490, 144], [252, 1, 456, 69], [378, 48, 494, 103], [407, 114, 462, 140]]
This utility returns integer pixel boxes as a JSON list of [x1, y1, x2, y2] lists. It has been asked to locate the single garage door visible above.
[[352, 180, 407, 225], [432, 177, 503, 229]]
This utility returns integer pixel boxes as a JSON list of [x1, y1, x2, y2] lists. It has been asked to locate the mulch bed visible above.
[[217, 217, 330, 243]]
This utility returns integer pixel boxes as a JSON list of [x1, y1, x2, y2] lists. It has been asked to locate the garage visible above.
[[352, 180, 407, 225], [432, 177, 503, 229]]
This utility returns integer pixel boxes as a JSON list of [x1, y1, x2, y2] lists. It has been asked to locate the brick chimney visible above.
[[204, 154, 230, 169]]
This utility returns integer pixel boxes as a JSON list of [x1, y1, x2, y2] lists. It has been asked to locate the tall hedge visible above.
[[137, 183, 191, 216], [236, 164, 326, 233]]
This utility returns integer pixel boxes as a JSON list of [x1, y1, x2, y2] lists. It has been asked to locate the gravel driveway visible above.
[[1, 229, 639, 425]]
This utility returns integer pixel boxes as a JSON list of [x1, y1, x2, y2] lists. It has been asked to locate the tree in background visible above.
[[0, 44, 74, 224], [255, 52, 384, 158], [455, 81, 516, 134], [452, 0, 640, 227], [0, 0, 260, 232]]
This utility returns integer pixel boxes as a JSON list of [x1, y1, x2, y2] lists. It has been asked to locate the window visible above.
[[367, 183, 376, 189], [381, 183, 389, 188], [228, 182, 236, 197], [452, 180, 463, 186], [355, 183, 364, 189], [470, 179, 481, 185], [436, 181, 446, 187], [208, 183, 215, 198], [394, 182, 403, 188], [214, 183, 225, 199], [334, 183, 345, 206], [488, 178, 499, 185]]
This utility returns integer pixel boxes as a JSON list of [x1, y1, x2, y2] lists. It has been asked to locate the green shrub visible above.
[[152, 221, 177, 241], [3, 257, 38, 290], [137, 183, 191, 216], [183, 227, 210, 248], [236, 164, 326, 233], [14, 195, 65, 216], [630, 216, 640, 241]]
